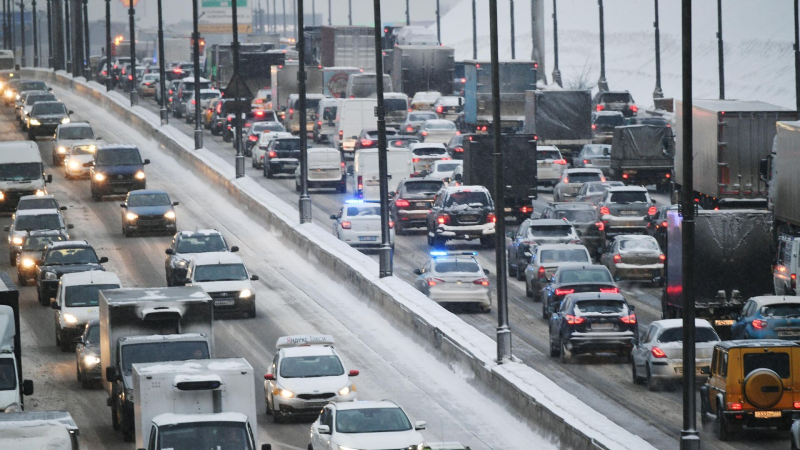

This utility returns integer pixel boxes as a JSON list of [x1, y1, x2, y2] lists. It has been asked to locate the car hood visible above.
[[128, 205, 172, 216], [42, 264, 105, 277], [279, 374, 350, 393], [95, 164, 143, 176], [334, 430, 423, 450], [194, 280, 251, 294]]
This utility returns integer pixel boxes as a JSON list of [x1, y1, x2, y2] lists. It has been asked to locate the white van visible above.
[[345, 73, 393, 99], [353, 148, 413, 200], [314, 98, 340, 144], [52, 271, 121, 352], [295, 147, 346, 193], [0, 141, 51, 212], [285, 93, 326, 135], [335, 98, 378, 155], [775, 234, 800, 295]]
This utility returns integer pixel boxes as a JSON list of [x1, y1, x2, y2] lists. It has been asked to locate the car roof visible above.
[[651, 318, 714, 329], [748, 296, 800, 306], [564, 292, 625, 302], [594, 111, 625, 117], [281, 345, 337, 358], [423, 119, 454, 125], [31, 100, 63, 107], [612, 234, 657, 241], [96, 144, 139, 151], [409, 142, 447, 150], [177, 229, 222, 238], [19, 194, 57, 201], [129, 189, 169, 196], [192, 252, 244, 266], [716, 339, 800, 349], [48, 240, 91, 249], [58, 122, 91, 129], [332, 400, 401, 411], [27, 229, 65, 236], [15, 208, 61, 216], [556, 264, 608, 272], [549, 202, 595, 211], [443, 185, 489, 195], [537, 145, 560, 151], [564, 168, 603, 174], [535, 243, 588, 251], [526, 219, 573, 227], [607, 185, 648, 192], [60, 270, 121, 286]]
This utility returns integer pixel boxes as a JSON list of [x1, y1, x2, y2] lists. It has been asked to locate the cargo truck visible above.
[[663, 209, 774, 338], [319, 26, 376, 71], [674, 99, 794, 209], [160, 38, 190, 65], [0, 411, 79, 450], [270, 61, 323, 121], [207, 43, 283, 95], [133, 358, 258, 449], [0, 273, 33, 412], [608, 125, 673, 191], [522, 90, 592, 163], [389, 45, 455, 99], [323, 67, 363, 98], [461, 134, 538, 222], [461, 60, 538, 134], [100, 286, 214, 442], [768, 121, 800, 295]]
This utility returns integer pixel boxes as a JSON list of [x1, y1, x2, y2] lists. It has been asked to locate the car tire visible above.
[[559, 339, 570, 364], [17, 272, 26, 287], [265, 393, 273, 415], [59, 330, 71, 352], [716, 401, 732, 441], [525, 280, 533, 298], [395, 222, 404, 236], [81, 373, 94, 389], [223, 133, 231, 143], [549, 336, 560, 357], [516, 258, 526, 281], [9, 253, 15, 266], [211, 126, 219, 136], [77, 361, 82, 382], [508, 258, 518, 278], [433, 236, 446, 248], [123, 226, 132, 238], [111, 399, 121, 431], [632, 361, 645, 385], [265, 166, 273, 179], [480, 236, 495, 248], [646, 364, 660, 392], [28, 130, 34, 141], [248, 304, 257, 319]]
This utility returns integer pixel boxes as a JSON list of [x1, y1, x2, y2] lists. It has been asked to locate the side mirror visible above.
[[22, 379, 33, 396], [106, 366, 118, 382], [413, 269, 422, 275], [82, 162, 93, 167], [348, 370, 359, 376], [165, 248, 174, 255], [230, 246, 239, 253], [414, 421, 427, 430], [651, 199, 657, 205], [73, 337, 83, 344], [59, 206, 67, 211], [483, 269, 490, 275], [46, 174, 53, 183], [317, 425, 331, 435], [120, 203, 126, 208], [263, 373, 274, 380], [629, 305, 636, 312], [67, 224, 74, 229], [251, 275, 259, 281], [68, 110, 74, 115], [51, 300, 60, 309], [329, 214, 337, 220], [143, 159, 151, 165], [96, 136, 103, 140], [99, 256, 109, 264], [173, 201, 180, 206], [700, 366, 711, 375]]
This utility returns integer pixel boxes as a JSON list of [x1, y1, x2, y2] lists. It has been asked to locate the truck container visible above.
[[608, 125, 673, 190], [161, 38, 190, 65], [320, 26, 376, 71], [523, 90, 592, 162], [208, 43, 283, 95], [133, 358, 256, 449], [323, 67, 363, 99], [773, 121, 800, 233], [663, 209, 774, 337], [462, 134, 538, 221], [462, 60, 537, 134], [345, 73, 393, 99], [674, 99, 794, 209], [100, 286, 214, 441], [270, 61, 323, 120], [389, 45, 455, 99], [0, 411, 79, 450], [0, 272, 33, 412]]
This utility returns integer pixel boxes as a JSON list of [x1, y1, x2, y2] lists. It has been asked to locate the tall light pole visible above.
[[191, 0, 202, 149], [371, 0, 391, 277], [509, 0, 515, 59], [3, 0, 6, 50], [653, 0, 662, 99], [64, 0, 71, 73], [471, 0, 476, 59], [82, 0, 89, 78], [46, 0, 51, 67], [716, 0, 724, 99], [31, 0, 37, 67], [272, 0, 276, 33], [435, 0, 440, 44], [348, 0, 351, 25], [597, 0, 608, 92], [105, 0, 111, 90], [72, 0, 84, 77], [282, 0, 286, 34], [794, 0, 800, 119], [298, 0, 311, 224], [327, 0, 330, 26], [128, 0, 138, 106], [490, 0, 511, 363], [291, 0, 295, 39], [232, 0, 244, 178], [157, 0, 167, 123], [405, 0, 409, 25], [18, 0, 24, 67], [551, 0, 561, 86], [311, 0, 315, 27]]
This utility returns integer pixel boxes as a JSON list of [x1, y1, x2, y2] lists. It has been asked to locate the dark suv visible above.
[[591, 111, 625, 143], [538, 203, 605, 256], [88, 145, 150, 201], [164, 229, 237, 286], [542, 264, 618, 319], [263, 137, 301, 178], [27, 101, 72, 140], [36, 240, 107, 305], [389, 178, 444, 234], [593, 91, 638, 117], [426, 186, 496, 248]]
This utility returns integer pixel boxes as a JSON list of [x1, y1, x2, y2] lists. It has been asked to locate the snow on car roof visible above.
[[443, 185, 489, 194], [178, 229, 222, 237], [14, 208, 61, 216], [47, 240, 90, 248], [749, 296, 800, 306], [191, 251, 244, 266], [537, 145, 560, 151], [652, 318, 714, 329], [564, 168, 603, 174], [120, 333, 207, 343], [334, 400, 401, 411], [527, 219, 573, 227], [594, 110, 625, 117], [409, 142, 447, 150], [134, 358, 251, 375], [60, 270, 121, 286], [152, 412, 248, 427], [282, 345, 337, 358], [606, 185, 648, 192], [57, 122, 92, 128], [102, 286, 211, 304]]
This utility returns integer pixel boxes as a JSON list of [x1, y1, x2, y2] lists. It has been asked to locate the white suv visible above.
[[186, 252, 259, 318], [536, 145, 568, 186], [309, 400, 426, 450]]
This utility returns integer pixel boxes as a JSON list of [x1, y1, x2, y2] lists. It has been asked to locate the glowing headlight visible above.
[[94, 173, 105, 182], [69, 160, 80, 169], [88, 145, 96, 152], [29, 118, 40, 126], [61, 117, 71, 124], [83, 355, 100, 366], [15, 93, 19, 100], [175, 259, 187, 268], [238, 289, 252, 299], [63, 313, 78, 324], [11, 237, 23, 245], [126, 212, 138, 221], [44, 271, 57, 280], [164, 210, 176, 220], [57, 146, 67, 154], [337, 385, 352, 396], [337, 446, 357, 450], [35, 189, 44, 196], [277, 388, 294, 399], [0, 191, 4, 200], [21, 258, 35, 268], [134, 170, 146, 180]]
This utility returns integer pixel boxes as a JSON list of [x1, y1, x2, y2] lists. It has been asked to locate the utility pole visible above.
[[716, 0, 724, 99], [282, 0, 286, 35], [3, 0, 6, 50], [509, 0, 515, 59], [104, 0, 110, 90], [291, 0, 295, 39], [298, 0, 311, 224], [46, 0, 51, 67], [679, 0, 699, 449], [435, 0, 440, 44], [128, 0, 138, 106], [327, 0, 330, 26], [232, 0, 244, 178], [157, 0, 167, 123], [311, 0, 316, 27], [273, 0, 276, 33], [405, 0, 409, 25], [65, 0, 71, 73], [72, 0, 84, 77], [32, 0, 38, 67], [371, 0, 391, 277], [82, 0, 90, 77], [348, 0, 352, 26], [597, 0, 608, 92], [653, 0, 662, 99], [472, 0, 476, 59], [551, 0, 561, 86], [51, 0, 62, 70], [794, 0, 800, 119], [18, 0, 24, 67], [192, 0, 202, 148], [530, 0, 546, 84]]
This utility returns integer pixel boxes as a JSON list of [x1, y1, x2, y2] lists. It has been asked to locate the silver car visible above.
[[574, 180, 624, 204], [553, 168, 605, 202], [523, 244, 592, 302], [418, 119, 457, 144], [573, 144, 611, 175], [414, 251, 491, 311], [631, 319, 719, 391], [599, 234, 664, 284], [597, 186, 655, 237]]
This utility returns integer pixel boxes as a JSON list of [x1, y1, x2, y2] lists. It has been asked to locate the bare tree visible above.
[[566, 57, 596, 91]]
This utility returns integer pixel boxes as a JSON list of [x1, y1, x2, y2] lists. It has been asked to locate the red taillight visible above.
[[169, 89, 173, 95], [357, 176, 363, 191], [395, 199, 410, 208], [427, 279, 439, 286], [406, 126, 414, 132], [339, 130, 344, 138], [173, 68, 182, 74], [441, 157, 452, 161], [599, 206, 610, 215], [728, 403, 743, 411], [361, 139, 374, 147], [599, 287, 620, 294], [436, 106, 444, 113], [620, 314, 637, 324], [255, 99, 263, 104], [519, 206, 532, 214], [454, 146, 464, 153], [752, 319, 767, 330], [128, 75, 133, 80], [562, 176, 569, 184], [102, 70, 107, 75], [216, 103, 222, 113], [389, 220, 394, 229], [244, 123, 252, 128], [583, 159, 590, 164], [538, 266, 547, 280], [630, 105, 639, 113], [436, 214, 450, 225], [622, 173, 629, 179], [665, 173, 671, 178], [421, 131, 428, 136], [473, 278, 490, 286], [268, 151, 277, 158], [255, 110, 265, 117], [661, 221, 668, 228], [596, 105, 605, 111], [553, 159, 567, 165], [191, 99, 196, 105], [288, 108, 294, 119], [487, 213, 497, 223], [794, 401, 800, 409], [648, 206, 657, 216], [792, 273, 797, 290], [248, 135, 258, 142], [659, 254, 666, 261], [412, 158, 420, 163], [317, 121, 322, 127], [591, 124, 597, 130], [341, 221, 352, 229], [613, 254, 621, 263], [651, 347, 667, 358], [555, 288, 574, 296], [595, 221, 605, 231], [565, 314, 585, 325]]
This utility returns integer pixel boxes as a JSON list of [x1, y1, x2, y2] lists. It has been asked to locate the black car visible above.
[[446, 134, 465, 160], [75, 319, 102, 388], [593, 91, 638, 117], [210, 98, 245, 136], [548, 292, 637, 363], [244, 121, 286, 156], [36, 240, 107, 305], [426, 186, 496, 248], [164, 230, 238, 286], [27, 101, 72, 140], [120, 190, 179, 237], [389, 178, 444, 234], [541, 264, 618, 319], [538, 203, 605, 257], [89, 145, 150, 201], [263, 137, 301, 178]]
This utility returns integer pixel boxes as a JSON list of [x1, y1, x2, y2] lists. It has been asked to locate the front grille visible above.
[[209, 291, 237, 299], [297, 392, 335, 400], [109, 174, 134, 184]]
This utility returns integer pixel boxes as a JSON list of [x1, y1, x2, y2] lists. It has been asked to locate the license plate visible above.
[[359, 236, 377, 242], [113, 187, 129, 193], [460, 215, 479, 222], [755, 411, 782, 419], [305, 401, 328, 408], [715, 319, 735, 326], [415, 202, 427, 208], [592, 323, 615, 330], [214, 299, 235, 306], [778, 330, 800, 338], [283, 163, 297, 168], [619, 210, 638, 216]]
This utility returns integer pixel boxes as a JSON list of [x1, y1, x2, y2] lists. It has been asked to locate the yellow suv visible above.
[[700, 340, 800, 440]]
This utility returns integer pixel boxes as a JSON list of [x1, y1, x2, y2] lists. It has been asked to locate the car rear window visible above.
[[384, 98, 408, 112], [609, 191, 648, 203], [582, 145, 610, 157], [743, 352, 790, 379], [322, 106, 337, 121], [657, 327, 720, 343], [566, 173, 603, 183], [619, 239, 659, 251], [537, 150, 562, 161], [274, 139, 302, 150], [527, 225, 572, 238], [435, 163, 460, 173], [553, 210, 596, 223], [425, 121, 455, 130], [413, 146, 447, 156], [539, 249, 589, 264], [761, 304, 800, 318], [403, 181, 443, 194], [445, 191, 490, 207], [594, 114, 625, 126], [600, 93, 633, 103], [409, 112, 437, 121], [346, 206, 381, 216], [574, 300, 625, 314], [434, 261, 480, 273], [559, 269, 613, 284]]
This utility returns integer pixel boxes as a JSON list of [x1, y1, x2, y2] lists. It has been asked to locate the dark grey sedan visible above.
[[573, 144, 611, 175]]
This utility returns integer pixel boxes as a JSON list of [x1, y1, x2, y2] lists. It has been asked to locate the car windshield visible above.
[[26, 94, 56, 105], [537, 150, 562, 160], [15, 214, 61, 231], [559, 269, 613, 284], [384, 98, 408, 112], [128, 193, 170, 207], [619, 239, 659, 251], [425, 121, 455, 130], [609, 191, 648, 204], [280, 355, 345, 378], [159, 422, 253, 450], [71, 144, 96, 155], [22, 235, 64, 250], [45, 247, 98, 265], [274, 139, 302, 150], [19, 81, 47, 91], [31, 102, 66, 115], [0, 359, 16, 390], [762, 303, 800, 318], [540, 249, 589, 264], [743, 352, 790, 379], [600, 93, 633, 103], [409, 112, 437, 121], [96, 148, 142, 165], [582, 146, 610, 157], [434, 261, 481, 273], [200, 92, 220, 100], [254, 123, 284, 133], [336, 408, 412, 434], [527, 225, 572, 238], [346, 206, 381, 216], [445, 191, 490, 208], [194, 263, 248, 282], [403, 181, 443, 194], [554, 210, 596, 223], [594, 114, 625, 126], [574, 300, 625, 314], [657, 327, 720, 343], [412, 146, 446, 156], [121, 341, 209, 373], [85, 324, 100, 344], [65, 284, 119, 307], [18, 198, 58, 210], [566, 173, 603, 183], [435, 163, 460, 172], [0, 162, 42, 181], [176, 235, 227, 253]]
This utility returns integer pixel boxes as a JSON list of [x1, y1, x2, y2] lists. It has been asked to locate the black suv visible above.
[[538, 202, 605, 256], [389, 178, 444, 234], [36, 240, 107, 305], [27, 101, 72, 140], [263, 137, 301, 178], [426, 186, 496, 248], [593, 91, 638, 117], [541, 264, 618, 319], [88, 145, 150, 201]]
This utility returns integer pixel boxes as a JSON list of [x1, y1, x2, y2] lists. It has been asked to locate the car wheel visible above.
[[123, 226, 132, 238], [433, 236, 446, 248], [111, 399, 121, 431], [559, 339, 570, 364], [549, 336, 560, 357], [59, 330, 71, 352], [9, 253, 15, 266], [55, 326, 61, 348], [28, 130, 34, 140], [265, 392, 273, 415], [480, 236, 495, 248], [265, 166, 273, 178], [17, 272, 26, 287], [516, 259, 526, 281], [716, 401, 732, 441], [646, 364, 660, 392], [394, 222, 404, 236], [81, 372, 94, 389], [632, 361, 645, 385], [508, 257, 517, 278]]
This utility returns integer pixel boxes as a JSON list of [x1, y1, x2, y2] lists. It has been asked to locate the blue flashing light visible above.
[[345, 199, 364, 204], [430, 251, 448, 257]]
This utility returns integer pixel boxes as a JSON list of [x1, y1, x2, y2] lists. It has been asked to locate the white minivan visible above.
[[52, 271, 121, 352], [294, 147, 346, 193], [775, 234, 800, 295], [0, 141, 52, 212], [353, 148, 413, 200], [335, 98, 378, 155]]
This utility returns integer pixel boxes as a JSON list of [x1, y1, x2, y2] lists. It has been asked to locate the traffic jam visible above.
[[0, 1, 798, 450]]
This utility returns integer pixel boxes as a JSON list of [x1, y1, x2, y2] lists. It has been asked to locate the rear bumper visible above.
[[267, 159, 299, 174], [428, 287, 491, 305], [435, 224, 495, 240], [611, 263, 664, 280], [567, 332, 635, 353], [396, 209, 429, 226], [721, 410, 798, 429]]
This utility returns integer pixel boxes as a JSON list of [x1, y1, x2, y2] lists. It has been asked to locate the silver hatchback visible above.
[[553, 168, 605, 202]]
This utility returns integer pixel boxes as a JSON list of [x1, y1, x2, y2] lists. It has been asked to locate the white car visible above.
[[251, 130, 293, 169], [264, 335, 359, 423], [411, 90, 441, 111], [309, 401, 426, 450], [409, 143, 449, 177], [53, 122, 97, 165], [418, 119, 458, 144], [186, 252, 259, 318], [425, 159, 462, 181], [537, 145, 568, 187], [63, 141, 97, 179], [413, 251, 492, 311], [52, 271, 121, 352], [330, 200, 395, 250]]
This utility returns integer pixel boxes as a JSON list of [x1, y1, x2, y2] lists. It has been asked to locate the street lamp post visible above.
[[157, 0, 167, 123], [471, 0, 476, 59], [435, 0, 440, 44], [3, 0, 6, 50], [82, 0, 89, 79], [46, 0, 51, 67], [371, 0, 391, 278], [405, 0, 409, 25], [298, 0, 311, 224], [64, 0, 71, 73], [18, 0, 24, 67], [31, 0, 37, 67], [716, 0, 724, 99], [105, 0, 111, 90], [311, 0, 315, 27], [232, 0, 244, 178], [509, 0, 515, 59], [291, 0, 295, 39], [551, 0, 561, 86], [282, 0, 286, 35], [191, 0, 202, 148], [128, 0, 138, 106], [327, 0, 330, 26], [348, 0, 351, 25], [653, 0, 662, 99], [794, 0, 800, 119], [597, 0, 608, 92]]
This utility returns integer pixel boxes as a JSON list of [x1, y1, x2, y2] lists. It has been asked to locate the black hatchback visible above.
[[541, 264, 618, 319], [27, 101, 71, 140]]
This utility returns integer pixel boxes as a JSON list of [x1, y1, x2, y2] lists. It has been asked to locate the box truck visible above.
[[0, 411, 79, 450], [523, 90, 592, 163], [389, 45, 454, 99], [0, 272, 33, 412], [462, 60, 537, 134]]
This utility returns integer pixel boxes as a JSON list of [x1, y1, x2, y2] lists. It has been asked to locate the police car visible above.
[[330, 200, 395, 250], [264, 335, 359, 423], [413, 251, 492, 312]]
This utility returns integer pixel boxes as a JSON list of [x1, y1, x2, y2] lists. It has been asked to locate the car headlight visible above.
[[11, 237, 23, 245], [0, 191, 4, 200], [83, 355, 100, 366], [29, 118, 40, 126], [35, 189, 44, 196], [44, 271, 57, 280], [338, 384, 355, 396], [61, 117, 71, 124], [94, 173, 105, 182], [134, 170, 146, 180], [126, 212, 138, 221], [69, 160, 80, 169], [88, 145, 96, 152], [21, 258, 35, 268], [277, 387, 294, 398], [15, 93, 19, 100], [57, 146, 67, 154], [238, 289, 253, 298], [63, 313, 78, 324], [4, 90, 12, 98], [174, 259, 188, 268], [164, 210, 176, 220], [337, 446, 358, 450]]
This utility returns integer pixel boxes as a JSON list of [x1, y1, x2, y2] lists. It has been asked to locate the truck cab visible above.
[[143, 413, 270, 450]]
